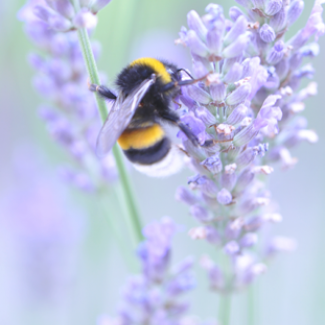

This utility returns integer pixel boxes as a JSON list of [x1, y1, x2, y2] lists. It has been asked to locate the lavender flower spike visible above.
[[174, 0, 324, 304], [19, 0, 118, 192], [100, 218, 196, 325]]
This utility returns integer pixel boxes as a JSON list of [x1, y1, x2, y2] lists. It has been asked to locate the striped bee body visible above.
[[91, 57, 201, 177]]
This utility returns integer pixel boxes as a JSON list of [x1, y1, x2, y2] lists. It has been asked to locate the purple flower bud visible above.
[[33, 74, 57, 99], [226, 104, 249, 125], [33, 5, 54, 22], [233, 124, 258, 147], [265, 0, 282, 16], [226, 217, 244, 240], [201, 256, 224, 290], [222, 57, 241, 74], [235, 147, 258, 167], [244, 215, 264, 232], [201, 154, 223, 175], [236, 168, 255, 192], [179, 112, 207, 145], [187, 10, 208, 40], [287, 0, 304, 26], [221, 168, 237, 191], [73, 8, 98, 29], [185, 30, 209, 57], [28, 52, 45, 71], [229, 6, 244, 22], [192, 59, 209, 79], [188, 175, 218, 197], [205, 3, 224, 19], [253, 0, 267, 8], [223, 32, 250, 58], [226, 83, 252, 106], [259, 24, 276, 43], [205, 226, 221, 244], [186, 84, 211, 104], [180, 86, 197, 110], [223, 62, 243, 83], [224, 241, 240, 255], [190, 204, 210, 222], [195, 106, 217, 125], [167, 271, 195, 295], [275, 58, 289, 80], [47, 0, 74, 19], [217, 188, 232, 205], [210, 81, 226, 102], [243, 263, 267, 284], [50, 33, 70, 56], [268, 146, 298, 168], [48, 13, 72, 31], [206, 26, 224, 55], [175, 186, 197, 206], [235, 0, 253, 8], [91, 0, 112, 14], [301, 42, 320, 57], [267, 40, 285, 65], [224, 16, 248, 46], [241, 197, 270, 214], [269, 8, 286, 32], [240, 233, 258, 248], [172, 256, 194, 276]]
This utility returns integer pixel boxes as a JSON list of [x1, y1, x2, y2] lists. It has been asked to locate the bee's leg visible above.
[[159, 110, 199, 146], [174, 69, 195, 80], [161, 73, 210, 93], [88, 81, 117, 100]]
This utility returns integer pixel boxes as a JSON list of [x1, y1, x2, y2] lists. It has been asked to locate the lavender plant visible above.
[[18, 0, 116, 192], [98, 217, 204, 325], [18, 0, 324, 324], [174, 0, 323, 321], [18, 0, 143, 248]]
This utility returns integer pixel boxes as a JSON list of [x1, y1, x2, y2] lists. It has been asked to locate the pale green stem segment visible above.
[[247, 283, 258, 325], [219, 293, 232, 325], [99, 188, 138, 271], [72, 1, 143, 245]]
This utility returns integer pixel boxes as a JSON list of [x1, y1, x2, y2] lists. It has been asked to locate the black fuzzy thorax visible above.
[[115, 60, 179, 117]]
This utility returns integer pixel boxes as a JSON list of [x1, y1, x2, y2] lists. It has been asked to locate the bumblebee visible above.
[[89, 58, 203, 177]]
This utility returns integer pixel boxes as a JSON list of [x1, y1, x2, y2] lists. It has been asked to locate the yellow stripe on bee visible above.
[[117, 124, 165, 150], [129, 58, 172, 84]]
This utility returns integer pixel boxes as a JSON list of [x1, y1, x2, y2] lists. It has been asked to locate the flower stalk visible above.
[[75, 24, 143, 244], [72, 0, 143, 244], [219, 293, 231, 325]]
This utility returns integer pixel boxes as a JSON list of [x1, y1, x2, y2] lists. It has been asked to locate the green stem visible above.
[[73, 3, 143, 244], [219, 293, 232, 325], [247, 285, 255, 325], [98, 188, 138, 271]]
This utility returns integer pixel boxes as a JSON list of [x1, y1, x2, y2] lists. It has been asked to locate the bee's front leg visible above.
[[87, 80, 117, 100]]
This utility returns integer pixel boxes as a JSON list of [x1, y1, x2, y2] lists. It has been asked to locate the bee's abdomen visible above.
[[123, 137, 171, 165], [117, 124, 171, 165]]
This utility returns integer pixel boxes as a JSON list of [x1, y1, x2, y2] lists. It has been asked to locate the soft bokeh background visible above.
[[1, 1, 324, 325]]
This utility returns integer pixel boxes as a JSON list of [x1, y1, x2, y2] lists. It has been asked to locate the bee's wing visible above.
[[96, 78, 155, 158]]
